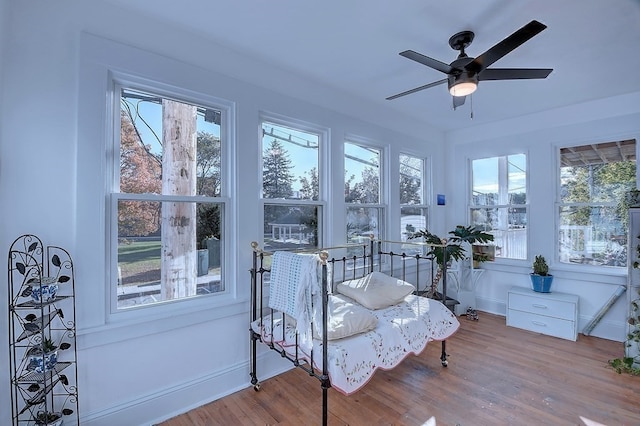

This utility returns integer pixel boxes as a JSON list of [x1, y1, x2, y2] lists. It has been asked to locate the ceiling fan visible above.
[[386, 20, 553, 109]]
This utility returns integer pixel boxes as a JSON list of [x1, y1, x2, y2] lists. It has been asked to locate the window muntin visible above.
[[558, 140, 636, 267], [261, 120, 323, 250], [345, 141, 384, 244], [115, 87, 226, 309], [470, 154, 527, 260], [400, 154, 428, 240]]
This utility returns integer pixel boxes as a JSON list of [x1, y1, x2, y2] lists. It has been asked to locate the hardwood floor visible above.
[[160, 313, 639, 425]]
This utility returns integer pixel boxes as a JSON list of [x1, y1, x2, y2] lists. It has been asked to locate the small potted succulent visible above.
[[530, 255, 553, 293], [27, 337, 58, 373], [34, 410, 63, 426]]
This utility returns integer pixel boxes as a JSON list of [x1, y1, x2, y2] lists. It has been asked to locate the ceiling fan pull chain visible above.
[[470, 94, 474, 120]]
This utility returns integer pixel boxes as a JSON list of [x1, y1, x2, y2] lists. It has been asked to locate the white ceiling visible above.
[[102, 0, 640, 133]]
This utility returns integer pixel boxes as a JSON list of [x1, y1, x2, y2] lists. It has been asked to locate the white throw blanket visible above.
[[269, 251, 319, 349]]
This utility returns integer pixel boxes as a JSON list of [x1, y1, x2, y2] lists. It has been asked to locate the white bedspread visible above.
[[251, 294, 460, 395]]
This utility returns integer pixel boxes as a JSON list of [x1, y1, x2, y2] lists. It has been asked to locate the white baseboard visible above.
[[80, 351, 292, 426]]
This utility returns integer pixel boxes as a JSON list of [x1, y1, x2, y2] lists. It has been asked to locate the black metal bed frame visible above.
[[249, 238, 453, 425]]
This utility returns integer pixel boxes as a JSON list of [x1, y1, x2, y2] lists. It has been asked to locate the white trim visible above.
[[77, 32, 240, 344]]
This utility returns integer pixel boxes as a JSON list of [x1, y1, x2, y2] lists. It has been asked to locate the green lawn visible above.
[[118, 240, 161, 285]]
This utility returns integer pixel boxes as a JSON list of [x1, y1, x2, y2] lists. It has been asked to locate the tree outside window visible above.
[[345, 141, 384, 245], [400, 154, 428, 242], [261, 120, 322, 250]]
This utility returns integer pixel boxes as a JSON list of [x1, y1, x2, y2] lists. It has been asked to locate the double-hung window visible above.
[[261, 118, 325, 250], [345, 140, 385, 244], [558, 139, 636, 267], [113, 86, 229, 310], [399, 153, 428, 240], [470, 154, 527, 259]]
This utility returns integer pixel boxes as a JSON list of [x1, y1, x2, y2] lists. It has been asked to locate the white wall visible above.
[[0, 0, 10, 423], [445, 95, 640, 342], [0, 1, 444, 425], [3, 1, 639, 424]]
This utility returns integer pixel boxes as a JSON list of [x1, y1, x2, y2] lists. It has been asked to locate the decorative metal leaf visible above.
[[52, 255, 61, 267], [58, 308, 64, 318], [25, 313, 37, 322], [21, 286, 33, 297], [27, 277, 37, 283], [16, 262, 26, 275], [28, 242, 38, 252], [62, 408, 74, 415], [27, 383, 40, 392], [59, 375, 69, 385], [24, 323, 40, 332], [59, 342, 71, 350], [58, 275, 70, 283]]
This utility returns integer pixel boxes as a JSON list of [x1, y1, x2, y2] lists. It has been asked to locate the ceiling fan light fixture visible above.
[[448, 73, 478, 97], [449, 81, 477, 97]]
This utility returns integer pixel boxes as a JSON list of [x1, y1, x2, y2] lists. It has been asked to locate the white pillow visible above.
[[336, 271, 415, 310], [314, 294, 378, 340]]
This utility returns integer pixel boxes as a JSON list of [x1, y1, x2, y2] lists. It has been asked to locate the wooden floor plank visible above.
[[160, 313, 639, 425]]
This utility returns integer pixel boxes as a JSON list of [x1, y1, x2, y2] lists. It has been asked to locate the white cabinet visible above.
[[507, 286, 579, 341]]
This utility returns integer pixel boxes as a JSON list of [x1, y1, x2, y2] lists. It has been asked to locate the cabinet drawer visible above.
[[507, 309, 577, 341], [508, 292, 576, 321]]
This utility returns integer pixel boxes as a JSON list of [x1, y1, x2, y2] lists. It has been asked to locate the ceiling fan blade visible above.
[[399, 50, 454, 74], [466, 20, 547, 73], [479, 68, 553, 80], [386, 78, 447, 100], [452, 95, 466, 109]]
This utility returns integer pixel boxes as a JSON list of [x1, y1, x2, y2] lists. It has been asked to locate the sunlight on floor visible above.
[[580, 416, 608, 426], [421, 416, 436, 426]]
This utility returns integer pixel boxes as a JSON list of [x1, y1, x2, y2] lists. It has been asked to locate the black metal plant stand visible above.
[[8, 234, 79, 426]]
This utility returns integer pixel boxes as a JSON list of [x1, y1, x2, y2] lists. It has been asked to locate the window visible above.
[[345, 140, 384, 244], [400, 153, 428, 240], [558, 139, 636, 267], [261, 119, 324, 250], [470, 154, 527, 260], [113, 87, 228, 309]]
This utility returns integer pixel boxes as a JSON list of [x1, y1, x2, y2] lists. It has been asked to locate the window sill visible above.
[[479, 259, 627, 284], [76, 294, 249, 350]]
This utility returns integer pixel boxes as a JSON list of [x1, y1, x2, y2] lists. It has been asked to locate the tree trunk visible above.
[[161, 100, 198, 300]]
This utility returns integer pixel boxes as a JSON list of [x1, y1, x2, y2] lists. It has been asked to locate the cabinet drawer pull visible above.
[[532, 320, 547, 327], [532, 303, 548, 309]]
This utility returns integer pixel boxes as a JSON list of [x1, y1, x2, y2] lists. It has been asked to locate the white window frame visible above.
[[259, 113, 329, 248], [107, 75, 236, 318], [344, 136, 388, 244], [469, 153, 528, 260], [556, 139, 637, 269], [399, 152, 429, 240]]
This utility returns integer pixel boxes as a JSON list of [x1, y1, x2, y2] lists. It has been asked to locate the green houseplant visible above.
[[409, 225, 494, 298], [530, 255, 553, 293]]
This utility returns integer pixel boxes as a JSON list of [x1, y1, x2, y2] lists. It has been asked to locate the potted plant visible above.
[[409, 225, 494, 298], [530, 255, 553, 293], [27, 337, 58, 373], [34, 410, 63, 426]]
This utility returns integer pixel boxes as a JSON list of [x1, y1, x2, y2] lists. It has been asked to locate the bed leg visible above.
[[440, 340, 448, 367], [250, 330, 261, 391], [321, 377, 329, 426]]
